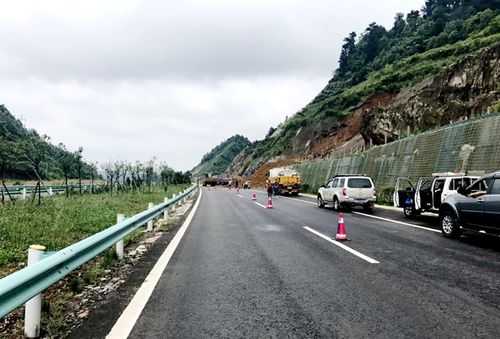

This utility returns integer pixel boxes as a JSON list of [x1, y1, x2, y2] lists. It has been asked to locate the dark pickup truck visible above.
[[439, 172, 500, 238]]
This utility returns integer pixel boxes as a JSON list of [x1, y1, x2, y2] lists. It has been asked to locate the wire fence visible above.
[[295, 114, 500, 199]]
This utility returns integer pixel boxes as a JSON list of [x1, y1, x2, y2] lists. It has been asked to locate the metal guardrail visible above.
[[0, 184, 198, 319], [1, 184, 103, 196]]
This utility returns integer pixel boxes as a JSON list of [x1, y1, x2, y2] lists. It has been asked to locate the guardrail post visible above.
[[116, 214, 125, 260], [163, 198, 169, 219], [24, 244, 46, 338], [147, 202, 154, 231], [22, 188, 27, 200]]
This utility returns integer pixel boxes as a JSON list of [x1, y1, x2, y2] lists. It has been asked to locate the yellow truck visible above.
[[269, 167, 301, 196]]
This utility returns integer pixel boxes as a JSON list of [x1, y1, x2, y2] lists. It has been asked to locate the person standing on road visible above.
[[267, 181, 273, 198]]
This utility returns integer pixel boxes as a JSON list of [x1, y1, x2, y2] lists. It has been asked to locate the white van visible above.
[[393, 173, 479, 218]]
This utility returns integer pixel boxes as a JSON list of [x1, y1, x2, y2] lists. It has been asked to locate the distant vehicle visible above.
[[393, 173, 479, 218], [317, 175, 376, 212], [243, 181, 251, 189], [268, 167, 301, 195], [439, 172, 500, 238], [202, 177, 218, 187]]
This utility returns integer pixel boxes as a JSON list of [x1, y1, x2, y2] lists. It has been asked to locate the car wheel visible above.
[[403, 206, 415, 218], [317, 196, 325, 208], [333, 197, 340, 211], [363, 204, 373, 213], [441, 211, 461, 238]]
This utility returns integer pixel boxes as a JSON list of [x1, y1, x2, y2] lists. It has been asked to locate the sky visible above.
[[0, 0, 424, 170]]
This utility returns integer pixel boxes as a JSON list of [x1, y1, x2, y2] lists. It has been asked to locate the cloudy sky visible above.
[[0, 0, 424, 170]]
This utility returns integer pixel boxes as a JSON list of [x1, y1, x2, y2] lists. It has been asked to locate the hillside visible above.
[[192, 135, 250, 176], [225, 1, 500, 178], [0, 105, 95, 181]]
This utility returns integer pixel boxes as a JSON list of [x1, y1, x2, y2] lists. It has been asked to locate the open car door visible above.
[[393, 177, 414, 207], [415, 177, 434, 211]]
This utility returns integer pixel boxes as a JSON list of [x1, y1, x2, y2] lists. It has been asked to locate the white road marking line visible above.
[[106, 189, 203, 339], [352, 212, 441, 233], [255, 202, 267, 209], [303, 226, 380, 264], [280, 195, 317, 205], [270, 192, 440, 234]]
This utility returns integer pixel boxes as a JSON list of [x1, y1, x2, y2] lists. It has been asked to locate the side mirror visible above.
[[457, 186, 467, 195]]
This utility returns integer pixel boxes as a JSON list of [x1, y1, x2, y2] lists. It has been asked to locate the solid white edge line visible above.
[[352, 212, 441, 233], [303, 226, 380, 264], [106, 189, 203, 339]]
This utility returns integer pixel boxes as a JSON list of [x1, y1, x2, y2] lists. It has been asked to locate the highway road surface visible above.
[[111, 187, 500, 338]]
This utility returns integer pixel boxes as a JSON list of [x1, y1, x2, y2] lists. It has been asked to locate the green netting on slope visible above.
[[295, 114, 500, 193]]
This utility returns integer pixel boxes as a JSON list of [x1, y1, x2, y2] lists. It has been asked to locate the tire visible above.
[[441, 210, 461, 238], [363, 204, 373, 214], [317, 196, 325, 208], [403, 206, 416, 218], [333, 197, 340, 211]]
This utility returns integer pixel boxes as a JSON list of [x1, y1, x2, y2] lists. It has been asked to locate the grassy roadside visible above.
[[0, 184, 189, 277]]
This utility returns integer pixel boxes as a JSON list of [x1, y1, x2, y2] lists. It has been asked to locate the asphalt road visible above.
[[126, 187, 500, 338]]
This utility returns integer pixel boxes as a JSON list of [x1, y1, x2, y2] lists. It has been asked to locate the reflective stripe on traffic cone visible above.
[[267, 196, 273, 209], [336, 212, 347, 241]]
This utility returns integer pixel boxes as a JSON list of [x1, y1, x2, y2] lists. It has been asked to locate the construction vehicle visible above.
[[268, 167, 301, 196]]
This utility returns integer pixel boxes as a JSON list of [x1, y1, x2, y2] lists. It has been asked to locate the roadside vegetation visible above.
[[0, 184, 190, 276], [192, 134, 250, 176], [251, 2, 500, 160]]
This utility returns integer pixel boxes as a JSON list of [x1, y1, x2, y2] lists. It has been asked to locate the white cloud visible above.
[[0, 0, 425, 170]]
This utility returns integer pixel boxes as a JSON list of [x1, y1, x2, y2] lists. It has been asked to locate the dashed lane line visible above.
[[303, 226, 380, 264], [266, 191, 441, 234], [255, 202, 268, 209]]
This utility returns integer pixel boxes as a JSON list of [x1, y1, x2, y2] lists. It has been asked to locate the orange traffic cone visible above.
[[267, 196, 273, 209], [336, 212, 347, 241], [252, 192, 257, 201]]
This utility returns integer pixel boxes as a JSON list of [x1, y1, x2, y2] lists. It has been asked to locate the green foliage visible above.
[[0, 105, 96, 180], [262, 5, 500, 160], [0, 184, 189, 272], [194, 135, 251, 175]]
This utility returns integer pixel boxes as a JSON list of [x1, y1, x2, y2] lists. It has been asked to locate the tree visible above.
[[75, 147, 83, 194], [58, 143, 75, 197], [391, 13, 407, 37], [0, 137, 19, 203], [337, 32, 357, 76]]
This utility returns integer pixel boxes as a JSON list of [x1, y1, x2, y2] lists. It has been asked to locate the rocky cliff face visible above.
[[226, 43, 500, 180], [362, 43, 500, 144]]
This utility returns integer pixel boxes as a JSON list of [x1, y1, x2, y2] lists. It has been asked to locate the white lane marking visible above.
[[255, 202, 267, 209], [303, 226, 380, 264], [352, 212, 441, 233], [280, 195, 317, 206], [237, 194, 243, 198], [106, 190, 203, 339], [269, 193, 440, 234], [252, 189, 317, 206]]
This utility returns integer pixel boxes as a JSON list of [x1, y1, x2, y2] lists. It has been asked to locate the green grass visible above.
[[0, 184, 190, 273]]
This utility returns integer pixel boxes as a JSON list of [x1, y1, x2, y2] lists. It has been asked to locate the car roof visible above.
[[329, 175, 372, 180], [481, 171, 500, 179]]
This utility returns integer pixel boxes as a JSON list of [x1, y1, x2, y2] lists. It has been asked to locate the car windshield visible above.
[[348, 178, 372, 188]]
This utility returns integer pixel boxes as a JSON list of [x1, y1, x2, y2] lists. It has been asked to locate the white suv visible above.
[[317, 175, 376, 212]]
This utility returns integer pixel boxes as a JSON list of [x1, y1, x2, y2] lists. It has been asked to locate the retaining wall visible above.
[[295, 114, 500, 197]]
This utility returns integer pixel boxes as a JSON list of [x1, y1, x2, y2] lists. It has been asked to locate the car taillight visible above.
[[342, 188, 347, 196]]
